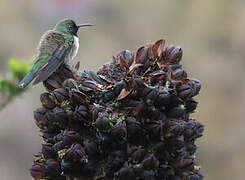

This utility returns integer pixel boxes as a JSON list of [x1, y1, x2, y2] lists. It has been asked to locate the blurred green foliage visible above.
[[0, 59, 31, 109], [8, 58, 31, 81]]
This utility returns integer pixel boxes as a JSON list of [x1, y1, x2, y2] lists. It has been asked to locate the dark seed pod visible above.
[[169, 94, 182, 107], [102, 90, 115, 103], [59, 64, 74, 79], [106, 151, 126, 176], [40, 92, 56, 109], [74, 105, 89, 118], [186, 143, 197, 156], [166, 135, 185, 153], [117, 50, 134, 67], [155, 89, 171, 107], [63, 130, 81, 145], [126, 117, 142, 136], [189, 78, 201, 97], [41, 129, 58, 142], [184, 120, 204, 141], [52, 88, 69, 103], [34, 107, 48, 128], [43, 77, 62, 91], [96, 132, 115, 153], [46, 107, 68, 125], [185, 98, 198, 113], [29, 164, 46, 179], [44, 159, 61, 177], [95, 115, 111, 132], [129, 146, 147, 164], [141, 153, 159, 170], [165, 45, 183, 64], [111, 121, 127, 143], [112, 80, 125, 97], [131, 100, 147, 117], [142, 86, 153, 98], [42, 144, 57, 159], [81, 80, 100, 90], [64, 143, 88, 163], [148, 109, 167, 121], [132, 78, 145, 90], [177, 84, 193, 100], [91, 103, 105, 121], [63, 78, 78, 89], [176, 158, 195, 174], [170, 46, 183, 63], [146, 91, 158, 106], [171, 68, 187, 80], [84, 141, 99, 156], [73, 105, 90, 125], [53, 141, 66, 151], [69, 89, 87, 106], [87, 70, 106, 85], [154, 150, 169, 164], [126, 117, 146, 145], [164, 45, 175, 60], [142, 86, 158, 105], [53, 133, 64, 143], [146, 120, 165, 140], [167, 104, 185, 118], [165, 120, 185, 137]]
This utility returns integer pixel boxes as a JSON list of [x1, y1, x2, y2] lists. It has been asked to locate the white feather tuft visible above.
[[69, 36, 79, 61]]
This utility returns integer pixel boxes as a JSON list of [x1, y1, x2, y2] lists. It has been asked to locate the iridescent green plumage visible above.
[[33, 31, 70, 72], [19, 19, 92, 88]]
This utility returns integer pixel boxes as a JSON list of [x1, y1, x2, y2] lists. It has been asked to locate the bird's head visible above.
[[54, 18, 93, 36]]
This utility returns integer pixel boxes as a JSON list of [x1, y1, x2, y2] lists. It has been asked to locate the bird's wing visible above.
[[32, 45, 68, 85], [31, 30, 72, 85]]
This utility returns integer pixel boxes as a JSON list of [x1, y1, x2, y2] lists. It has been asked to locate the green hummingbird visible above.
[[19, 18, 93, 88]]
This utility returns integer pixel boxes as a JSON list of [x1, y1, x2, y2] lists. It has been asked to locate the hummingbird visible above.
[[19, 18, 93, 88]]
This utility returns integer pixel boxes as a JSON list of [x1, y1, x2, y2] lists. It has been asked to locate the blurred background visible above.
[[0, 0, 244, 179]]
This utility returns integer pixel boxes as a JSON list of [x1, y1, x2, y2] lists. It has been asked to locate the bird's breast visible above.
[[68, 36, 79, 62]]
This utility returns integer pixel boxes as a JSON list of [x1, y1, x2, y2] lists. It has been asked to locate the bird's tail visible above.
[[18, 70, 35, 88]]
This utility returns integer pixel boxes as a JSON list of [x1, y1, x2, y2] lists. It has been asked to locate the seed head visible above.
[[30, 39, 204, 179]]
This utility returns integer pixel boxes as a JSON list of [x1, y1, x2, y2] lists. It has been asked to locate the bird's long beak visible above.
[[77, 24, 93, 28]]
